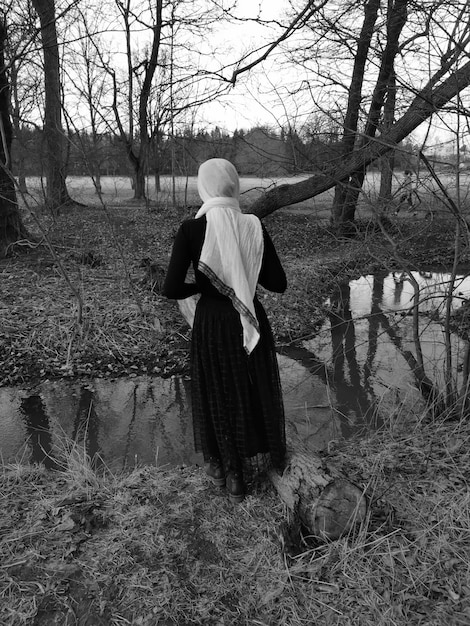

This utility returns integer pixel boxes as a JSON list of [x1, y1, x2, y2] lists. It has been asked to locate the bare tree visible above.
[[7, 7, 39, 194], [0, 13, 29, 256], [331, 0, 408, 228], [228, 1, 470, 223], [62, 10, 113, 195], [102, 0, 164, 200], [87, 0, 236, 201], [377, 69, 396, 206], [31, 0, 73, 211], [5, 0, 43, 194], [330, 0, 381, 226]]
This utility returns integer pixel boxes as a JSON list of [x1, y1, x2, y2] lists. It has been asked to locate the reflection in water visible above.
[[304, 270, 470, 427], [2, 271, 470, 468], [276, 351, 342, 452], [2, 360, 338, 469], [0, 376, 200, 471], [20, 395, 58, 469], [72, 387, 102, 467], [329, 280, 380, 429]]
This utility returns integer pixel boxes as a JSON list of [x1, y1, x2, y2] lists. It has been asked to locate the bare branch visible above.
[[230, 0, 327, 85], [250, 59, 470, 217]]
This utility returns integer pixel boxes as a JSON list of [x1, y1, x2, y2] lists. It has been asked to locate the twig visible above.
[[10, 173, 84, 324], [230, 1, 327, 84]]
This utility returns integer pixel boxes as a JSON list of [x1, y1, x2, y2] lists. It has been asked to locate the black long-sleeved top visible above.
[[162, 216, 287, 300]]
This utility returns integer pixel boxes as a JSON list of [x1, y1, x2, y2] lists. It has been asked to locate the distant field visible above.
[[19, 169, 470, 220]]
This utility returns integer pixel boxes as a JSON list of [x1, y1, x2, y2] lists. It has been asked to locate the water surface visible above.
[[2, 270, 469, 469]]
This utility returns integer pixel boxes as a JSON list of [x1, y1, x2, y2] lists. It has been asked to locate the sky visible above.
[[94, 0, 291, 133], [191, 0, 464, 150], [57, 0, 468, 149], [210, 0, 470, 153], [193, 0, 296, 132]]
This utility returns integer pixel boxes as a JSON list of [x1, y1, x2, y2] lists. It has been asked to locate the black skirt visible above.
[[191, 294, 286, 479]]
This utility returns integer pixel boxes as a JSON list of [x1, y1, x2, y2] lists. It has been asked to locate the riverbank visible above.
[[1, 205, 466, 387], [2, 206, 470, 624], [2, 409, 470, 624]]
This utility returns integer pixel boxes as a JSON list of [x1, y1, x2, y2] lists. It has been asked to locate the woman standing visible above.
[[163, 158, 286, 503]]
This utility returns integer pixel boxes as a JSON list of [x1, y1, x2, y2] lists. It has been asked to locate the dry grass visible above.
[[3, 173, 466, 386], [1, 198, 378, 385], [2, 177, 470, 624], [2, 408, 470, 625], [321, 410, 470, 625]]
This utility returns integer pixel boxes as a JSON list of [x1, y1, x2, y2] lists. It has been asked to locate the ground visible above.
[[1, 201, 466, 386], [2, 197, 470, 625]]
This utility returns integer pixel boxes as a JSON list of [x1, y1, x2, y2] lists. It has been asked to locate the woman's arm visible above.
[[258, 226, 287, 293], [162, 223, 200, 299]]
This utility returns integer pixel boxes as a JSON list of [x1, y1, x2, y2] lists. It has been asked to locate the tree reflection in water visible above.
[[72, 386, 104, 469], [6, 272, 470, 467], [329, 279, 380, 430], [298, 270, 470, 435], [20, 395, 58, 469]]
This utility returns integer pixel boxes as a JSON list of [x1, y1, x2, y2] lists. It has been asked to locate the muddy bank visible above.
[[2, 209, 467, 388], [4, 267, 470, 471]]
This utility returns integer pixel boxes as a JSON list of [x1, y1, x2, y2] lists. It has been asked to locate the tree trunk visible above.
[[250, 60, 470, 218], [93, 169, 102, 195], [270, 448, 368, 541], [379, 154, 394, 203], [10, 61, 28, 194], [332, 0, 407, 228], [152, 124, 163, 193], [134, 0, 163, 200], [134, 159, 147, 199], [331, 0, 380, 227], [378, 72, 397, 206], [31, 0, 73, 212], [0, 171, 28, 257], [0, 17, 29, 256]]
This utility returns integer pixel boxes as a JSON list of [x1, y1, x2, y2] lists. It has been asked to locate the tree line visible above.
[[12, 124, 417, 185]]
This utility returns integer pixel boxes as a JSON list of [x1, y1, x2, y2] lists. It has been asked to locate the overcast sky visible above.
[[193, 0, 459, 147], [61, 0, 467, 148], [193, 0, 295, 132]]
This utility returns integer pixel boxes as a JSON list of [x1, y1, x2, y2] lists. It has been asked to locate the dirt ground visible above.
[[1, 180, 467, 387], [2, 185, 470, 625]]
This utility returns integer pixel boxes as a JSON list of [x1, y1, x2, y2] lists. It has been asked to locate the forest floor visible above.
[[2, 201, 470, 625], [0, 201, 466, 386]]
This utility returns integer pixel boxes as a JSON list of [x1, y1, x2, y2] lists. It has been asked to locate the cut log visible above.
[[269, 449, 368, 541]]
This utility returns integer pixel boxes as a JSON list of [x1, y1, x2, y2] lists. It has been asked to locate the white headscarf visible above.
[[178, 158, 264, 353]]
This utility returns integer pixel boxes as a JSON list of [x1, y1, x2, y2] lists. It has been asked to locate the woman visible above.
[[163, 158, 286, 503]]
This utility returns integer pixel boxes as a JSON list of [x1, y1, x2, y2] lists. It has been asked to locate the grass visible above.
[[2, 177, 470, 624], [2, 408, 470, 625], [0, 197, 383, 385]]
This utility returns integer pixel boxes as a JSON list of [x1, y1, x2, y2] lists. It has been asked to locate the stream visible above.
[[1, 270, 469, 470]]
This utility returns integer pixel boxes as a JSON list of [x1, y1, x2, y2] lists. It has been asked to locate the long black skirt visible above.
[[191, 295, 286, 479]]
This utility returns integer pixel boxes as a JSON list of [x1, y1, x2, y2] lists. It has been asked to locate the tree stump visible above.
[[269, 449, 368, 541]]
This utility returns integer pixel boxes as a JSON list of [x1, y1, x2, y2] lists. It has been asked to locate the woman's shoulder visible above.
[[178, 215, 206, 242], [181, 214, 206, 229]]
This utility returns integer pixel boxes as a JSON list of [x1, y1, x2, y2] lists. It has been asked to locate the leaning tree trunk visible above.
[[250, 61, 470, 219], [0, 17, 29, 256], [270, 446, 368, 540]]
